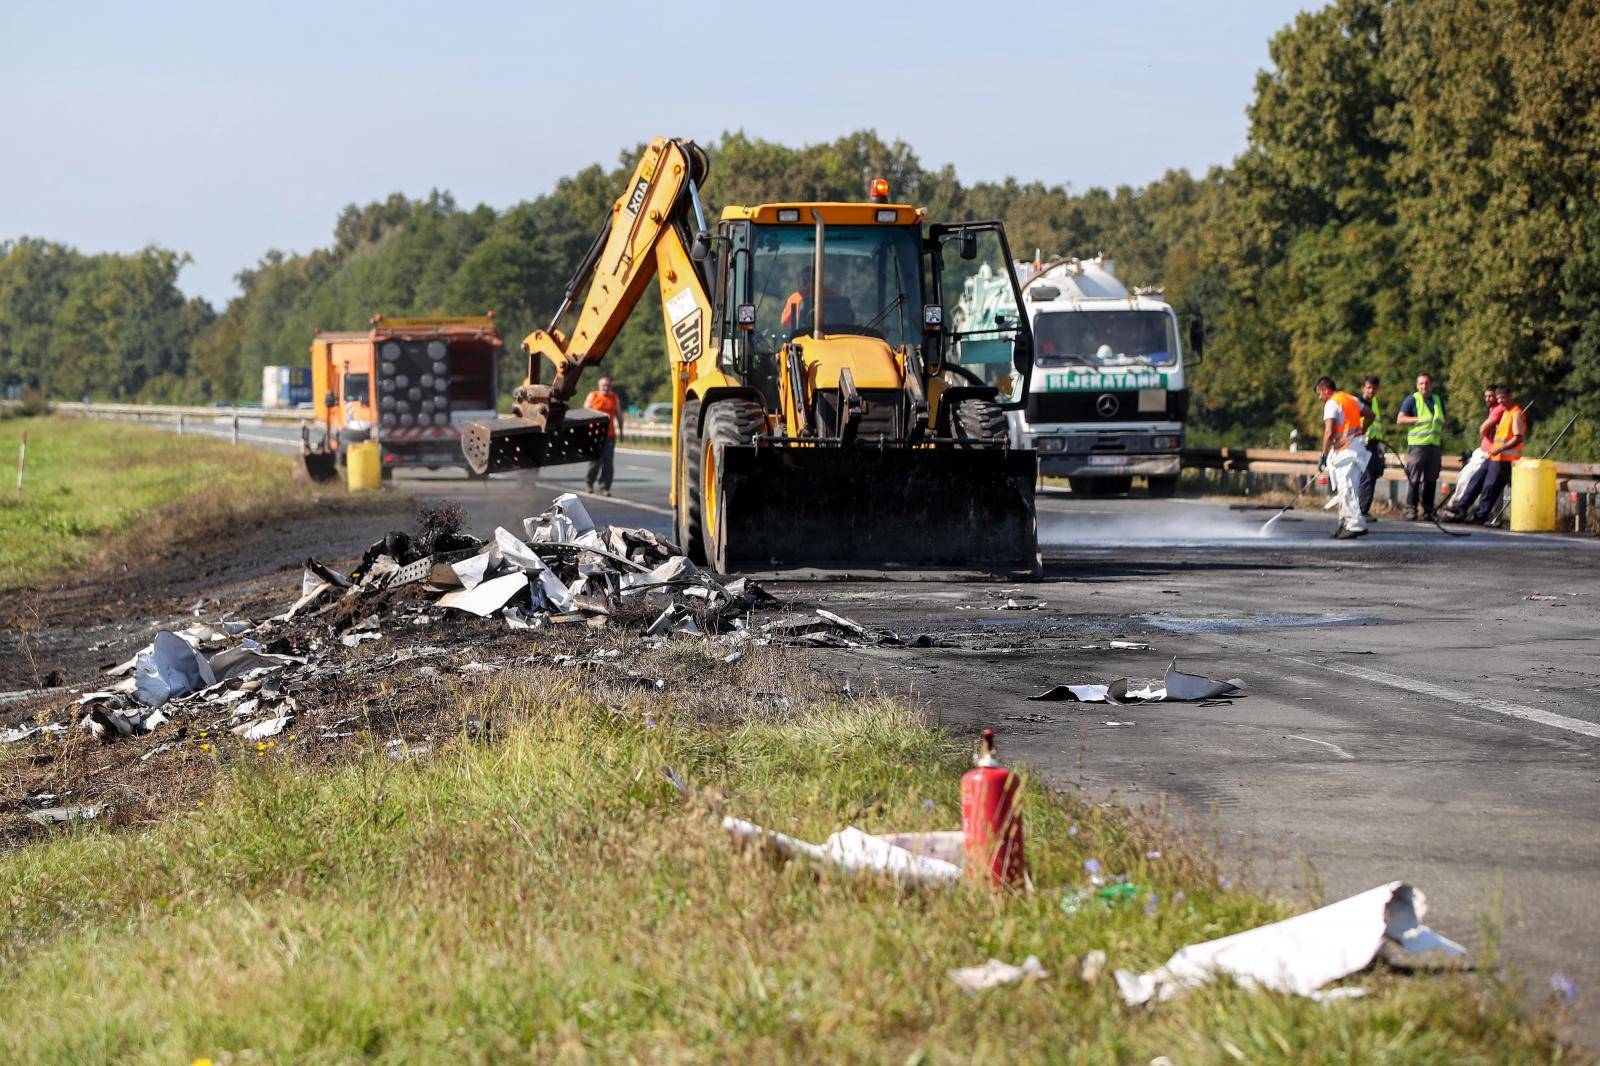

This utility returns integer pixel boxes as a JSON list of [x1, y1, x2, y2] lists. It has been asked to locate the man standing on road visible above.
[[1440, 385, 1504, 521], [1358, 375, 1386, 518], [583, 376, 623, 496], [1471, 384, 1525, 524], [1395, 372, 1445, 520], [1315, 376, 1369, 539]]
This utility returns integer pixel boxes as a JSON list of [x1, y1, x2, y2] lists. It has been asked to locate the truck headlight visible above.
[[1036, 436, 1065, 453], [1152, 435, 1180, 450]]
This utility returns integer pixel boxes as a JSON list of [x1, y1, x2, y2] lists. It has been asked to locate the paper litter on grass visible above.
[[1114, 881, 1468, 1005], [949, 956, 1048, 993], [722, 816, 963, 886]]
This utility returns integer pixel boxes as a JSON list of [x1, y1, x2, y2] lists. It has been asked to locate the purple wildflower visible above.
[[1084, 858, 1101, 875], [1145, 850, 1162, 859], [1551, 973, 1578, 1006], [1069, 825, 1079, 837]]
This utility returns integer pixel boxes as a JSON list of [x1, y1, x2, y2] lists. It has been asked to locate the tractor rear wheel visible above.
[[677, 399, 704, 563], [700, 398, 765, 571]]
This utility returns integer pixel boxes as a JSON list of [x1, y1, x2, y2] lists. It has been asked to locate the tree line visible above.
[[3, 0, 1595, 453]]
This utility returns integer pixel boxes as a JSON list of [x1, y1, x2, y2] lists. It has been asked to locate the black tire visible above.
[[950, 396, 1008, 444], [700, 399, 765, 570], [1147, 474, 1179, 498], [678, 399, 705, 563]]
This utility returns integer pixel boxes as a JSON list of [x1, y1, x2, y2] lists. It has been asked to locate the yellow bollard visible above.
[[1510, 459, 1557, 532], [345, 440, 382, 493]]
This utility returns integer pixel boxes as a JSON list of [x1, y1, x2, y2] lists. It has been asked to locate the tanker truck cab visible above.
[[988, 255, 1199, 496]]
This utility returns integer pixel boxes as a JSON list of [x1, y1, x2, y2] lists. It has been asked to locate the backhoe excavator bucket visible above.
[[293, 451, 339, 484], [710, 445, 1040, 578], [462, 410, 610, 474]]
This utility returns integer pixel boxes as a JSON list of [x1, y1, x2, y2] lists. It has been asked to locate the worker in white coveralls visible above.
[[1314, 376, 1371, 540]]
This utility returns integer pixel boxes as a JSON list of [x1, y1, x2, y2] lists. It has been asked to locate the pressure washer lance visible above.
[[1259, 468, 1321, 536]]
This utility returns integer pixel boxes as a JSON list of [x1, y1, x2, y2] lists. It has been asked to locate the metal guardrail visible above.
[[52, 400, 307, 423], [48, 399, 677, 446], [1186, 447, 1599, 493], [40, 402, 1592, 492]]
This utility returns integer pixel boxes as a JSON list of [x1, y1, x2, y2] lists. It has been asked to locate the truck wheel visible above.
[[1147, 475, 1179, 498], [1069, 476, 1131, 496], [950, 397, 1008, 443], [700, 399, 765, 571], [678, 399, 705, 563]]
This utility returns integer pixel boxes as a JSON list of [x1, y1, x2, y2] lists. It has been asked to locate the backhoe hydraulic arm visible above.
[[512, 137, 711, 431]]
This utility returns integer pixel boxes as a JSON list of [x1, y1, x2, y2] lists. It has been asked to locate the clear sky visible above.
[[2, 0, 1310, 306]]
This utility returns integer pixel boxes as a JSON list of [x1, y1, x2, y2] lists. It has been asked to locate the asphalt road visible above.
[[125, 417, 1600, 1037]]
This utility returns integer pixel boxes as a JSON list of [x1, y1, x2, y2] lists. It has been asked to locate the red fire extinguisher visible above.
[[962, 728, 1026, 887]]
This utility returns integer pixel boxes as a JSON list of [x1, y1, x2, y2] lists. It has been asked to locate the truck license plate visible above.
[[1088, 455, 1124, 466]]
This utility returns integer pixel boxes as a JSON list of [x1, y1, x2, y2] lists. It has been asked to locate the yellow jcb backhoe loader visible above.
[[463, 137, 1041, 576]]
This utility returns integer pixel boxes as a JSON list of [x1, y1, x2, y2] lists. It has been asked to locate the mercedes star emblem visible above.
[[1095, 393, 1120, 417]]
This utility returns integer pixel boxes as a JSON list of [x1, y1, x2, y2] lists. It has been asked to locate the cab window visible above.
[[343, 372, 370, 403]]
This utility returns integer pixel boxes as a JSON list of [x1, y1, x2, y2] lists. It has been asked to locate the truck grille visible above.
[[1026, 389, 1188, 423]]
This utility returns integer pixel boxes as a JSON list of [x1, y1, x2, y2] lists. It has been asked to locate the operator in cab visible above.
[[780, 282, 845, 333]]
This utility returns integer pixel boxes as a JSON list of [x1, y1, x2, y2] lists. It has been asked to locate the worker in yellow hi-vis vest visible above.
[[1395, 371, 1445, 520]]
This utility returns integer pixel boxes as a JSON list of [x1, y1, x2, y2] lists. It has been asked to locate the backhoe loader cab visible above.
[[462, 136, 1041, 576]]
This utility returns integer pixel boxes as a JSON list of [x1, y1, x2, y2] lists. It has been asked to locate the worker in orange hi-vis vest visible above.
[[1470, 383, 1525, 524], [582, 376, 623, 495], [1314, 375, 1371, 540]]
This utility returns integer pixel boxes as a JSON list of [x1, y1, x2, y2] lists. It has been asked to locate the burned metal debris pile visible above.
[[13, 495, 895, 751]]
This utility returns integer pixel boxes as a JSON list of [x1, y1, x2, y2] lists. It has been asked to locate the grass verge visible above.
[[0, 417, 337, 590], [0, 659, 1567, 1062]]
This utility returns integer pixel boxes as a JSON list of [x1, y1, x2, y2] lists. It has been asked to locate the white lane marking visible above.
[[1286, 735, 1355, 760], [532, 481, 674, 517], [1289, 656, 1600, 740]]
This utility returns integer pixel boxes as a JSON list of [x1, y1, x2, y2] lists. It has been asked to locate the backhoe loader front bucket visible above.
[[462, 410, 610, 474], [710, 444, 1040, 578]]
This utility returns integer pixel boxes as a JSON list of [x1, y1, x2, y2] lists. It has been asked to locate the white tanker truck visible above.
[[954, 254, 1201, 495]]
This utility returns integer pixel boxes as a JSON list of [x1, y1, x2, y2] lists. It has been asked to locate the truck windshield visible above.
[[1034, 310, 1176, 368], [747, 224, 923, 351]]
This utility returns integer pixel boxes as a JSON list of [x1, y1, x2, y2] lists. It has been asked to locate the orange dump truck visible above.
[[302, 315, 502, 480]]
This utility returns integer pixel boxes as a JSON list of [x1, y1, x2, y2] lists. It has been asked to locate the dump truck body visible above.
[[310, 316, 501, 474]]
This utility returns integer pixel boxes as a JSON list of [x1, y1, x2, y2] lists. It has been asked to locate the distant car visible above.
[[640, 402, 672, 424]]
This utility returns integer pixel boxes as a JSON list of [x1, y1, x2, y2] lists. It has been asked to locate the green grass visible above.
[[0, 666, 1566, 1063], [0, 417, 315, 589]]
